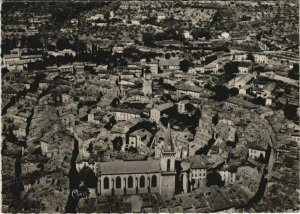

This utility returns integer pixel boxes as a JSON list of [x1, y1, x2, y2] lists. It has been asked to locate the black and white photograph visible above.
[[1, 0, 299, 213]]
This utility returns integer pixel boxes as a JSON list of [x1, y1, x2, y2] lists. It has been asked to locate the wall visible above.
[[98, 173, 160, 196], [160, 174, 176, 198]]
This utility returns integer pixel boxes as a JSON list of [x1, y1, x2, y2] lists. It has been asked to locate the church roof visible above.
[[98, 160, 160, 175]]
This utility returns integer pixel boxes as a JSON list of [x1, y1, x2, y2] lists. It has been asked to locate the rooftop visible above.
[[97, 159, 160, 175]]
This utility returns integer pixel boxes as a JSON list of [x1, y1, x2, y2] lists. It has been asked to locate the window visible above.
[[167, 159, 171, 171], [128, 176, 133, 188], [104, 177, 109, 189], [116, 176, 121, 189], [151, 175, 157, 187], [140, 176, 145, 188]]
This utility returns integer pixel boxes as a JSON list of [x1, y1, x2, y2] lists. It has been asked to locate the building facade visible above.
[[143, 70, 153, 96]]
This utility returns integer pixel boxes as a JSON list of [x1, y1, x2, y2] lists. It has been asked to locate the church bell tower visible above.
[[160, 123, 176, 198]]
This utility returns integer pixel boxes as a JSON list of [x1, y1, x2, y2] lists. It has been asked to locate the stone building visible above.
[[142, 69, 152, 96], [94, 123, 177, 199]]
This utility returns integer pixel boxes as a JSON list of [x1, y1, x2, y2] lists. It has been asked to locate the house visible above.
[[120, 72, 135, 80], [290, 132, 300, 144], [110, 107, 142, 121], [61, 94, 73, 105], [219, 165, 237, 185], [45, 66, 60, 79], [40, 140, 49, 155], [204, 62, 219, 73], [74, 62, 85, 74], [13, 123, 27, 139], [188, 65, 205, 75], [60, 49, 76, 56], [146, 61, 159, 75], [127, 66, 142, 77], [252, 81, 276, 99], [6, 61, 25, 71], [177, 100, 190, 114], [39, 78, 52, 89], [176, 85, 213, 99], [112, 46, 124, 54], [188, 155, 208, 189], [238, 85, 252, 95], [228, 74, 253, 89], [96, 64, 108, 72], [157, 13, 166, 22], [183, 31, 193, 40], [247, 142, 268, 161], [127, 129, 152, 150], [159, 58, 180, 70], [3, 54, 21, 66], [254, 107, 274, 119], [238, 62, 252, 74], [86, 14, 105, 22], [150, 103, 174, 123], [20, 55, 43, 63], [253, 54, 268, 63], [84, 62, 97, 70], [61, 112, 75, 131], [74, 123, 100, 158], [59, 64, 74, 74], [111, 120, 137, 146]]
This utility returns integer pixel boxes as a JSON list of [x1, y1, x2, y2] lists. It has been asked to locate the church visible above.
[[94, 124, 176, 199]]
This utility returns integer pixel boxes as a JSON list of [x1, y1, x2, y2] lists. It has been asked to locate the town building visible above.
[[93, 124, 176, 199], [150, 103, 174, 123], [143, 69, 153, 96]]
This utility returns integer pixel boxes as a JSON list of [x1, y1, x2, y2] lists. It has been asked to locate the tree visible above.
[[112, 137, 123, 151], [179, 59, 191, 73], [212, 11, 222, 24], [79, 166, 97, 188], [207, 171, 225, 187], [246, 53, 255, 62], [2, 67, 9, 78], [256, 154, 265, 163], [255, 66, 265, 73], [165, 53, 171, 59], [28, 61, 45, 70], [1, 37, 18, 54], [229, 87, 239, 96], [214, 85, 229, 101], [21, 35, 27, 48], [212, 113, 219, 126], [56, 37, 71, 51], [128, 146, 138, 153], [111, 97, 119, 108], [252, 97, 265, 105], [191, 29, 211, 40], [27, 34, 43, 49], [224, 62, 239, 76], [284, 102, 298, 121], [142, 33, 155, 47], [288, 63, 299, 80], [256, 32, 262, 41], [124, 47, 140, 61]]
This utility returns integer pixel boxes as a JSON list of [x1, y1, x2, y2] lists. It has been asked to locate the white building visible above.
[[219, 165, 237, 185], [112, 108, 142, 121], [150, 103, 174, 123], [177, 100, 190, 114], [128, 129, 152, 149]]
